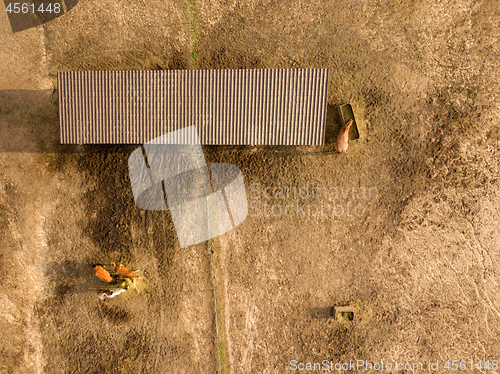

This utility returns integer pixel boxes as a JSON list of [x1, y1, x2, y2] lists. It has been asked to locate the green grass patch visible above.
[[187, 0, 200, 69], [218, 341, 226, 374]]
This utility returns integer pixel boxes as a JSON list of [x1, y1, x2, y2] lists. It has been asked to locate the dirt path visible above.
[[1, 0, 500, 372]]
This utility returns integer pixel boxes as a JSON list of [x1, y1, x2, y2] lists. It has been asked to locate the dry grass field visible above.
[[1, 0, 499, 373]]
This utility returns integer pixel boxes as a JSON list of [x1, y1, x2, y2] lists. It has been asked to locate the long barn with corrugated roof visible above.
[[58, 69, 329, 145]]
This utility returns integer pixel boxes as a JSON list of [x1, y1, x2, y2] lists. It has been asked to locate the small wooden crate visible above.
[[333, 306, 354, 321]]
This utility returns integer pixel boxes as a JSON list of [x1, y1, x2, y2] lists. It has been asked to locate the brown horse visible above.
[[111, 263, 140, 280], [93, 265, 114, 283]]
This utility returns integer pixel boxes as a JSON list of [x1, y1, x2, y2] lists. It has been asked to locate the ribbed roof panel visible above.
[[58, 69, 329, 145]]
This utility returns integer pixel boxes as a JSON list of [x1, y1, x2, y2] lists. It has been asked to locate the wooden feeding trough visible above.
[[333, 306, 354, 321], [337, 104, 360, 141]]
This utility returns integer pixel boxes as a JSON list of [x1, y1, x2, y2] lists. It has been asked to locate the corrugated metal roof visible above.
[[58, 69, 329, 145]]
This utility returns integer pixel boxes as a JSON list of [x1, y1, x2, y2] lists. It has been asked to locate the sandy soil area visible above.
[[1, 0, 499, 373]]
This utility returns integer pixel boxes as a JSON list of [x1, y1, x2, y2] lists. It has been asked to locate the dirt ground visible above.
[[1, 0, 500, 373]]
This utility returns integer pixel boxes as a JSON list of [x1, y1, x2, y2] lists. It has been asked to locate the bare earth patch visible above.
[[1, 0, 499, 373]]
